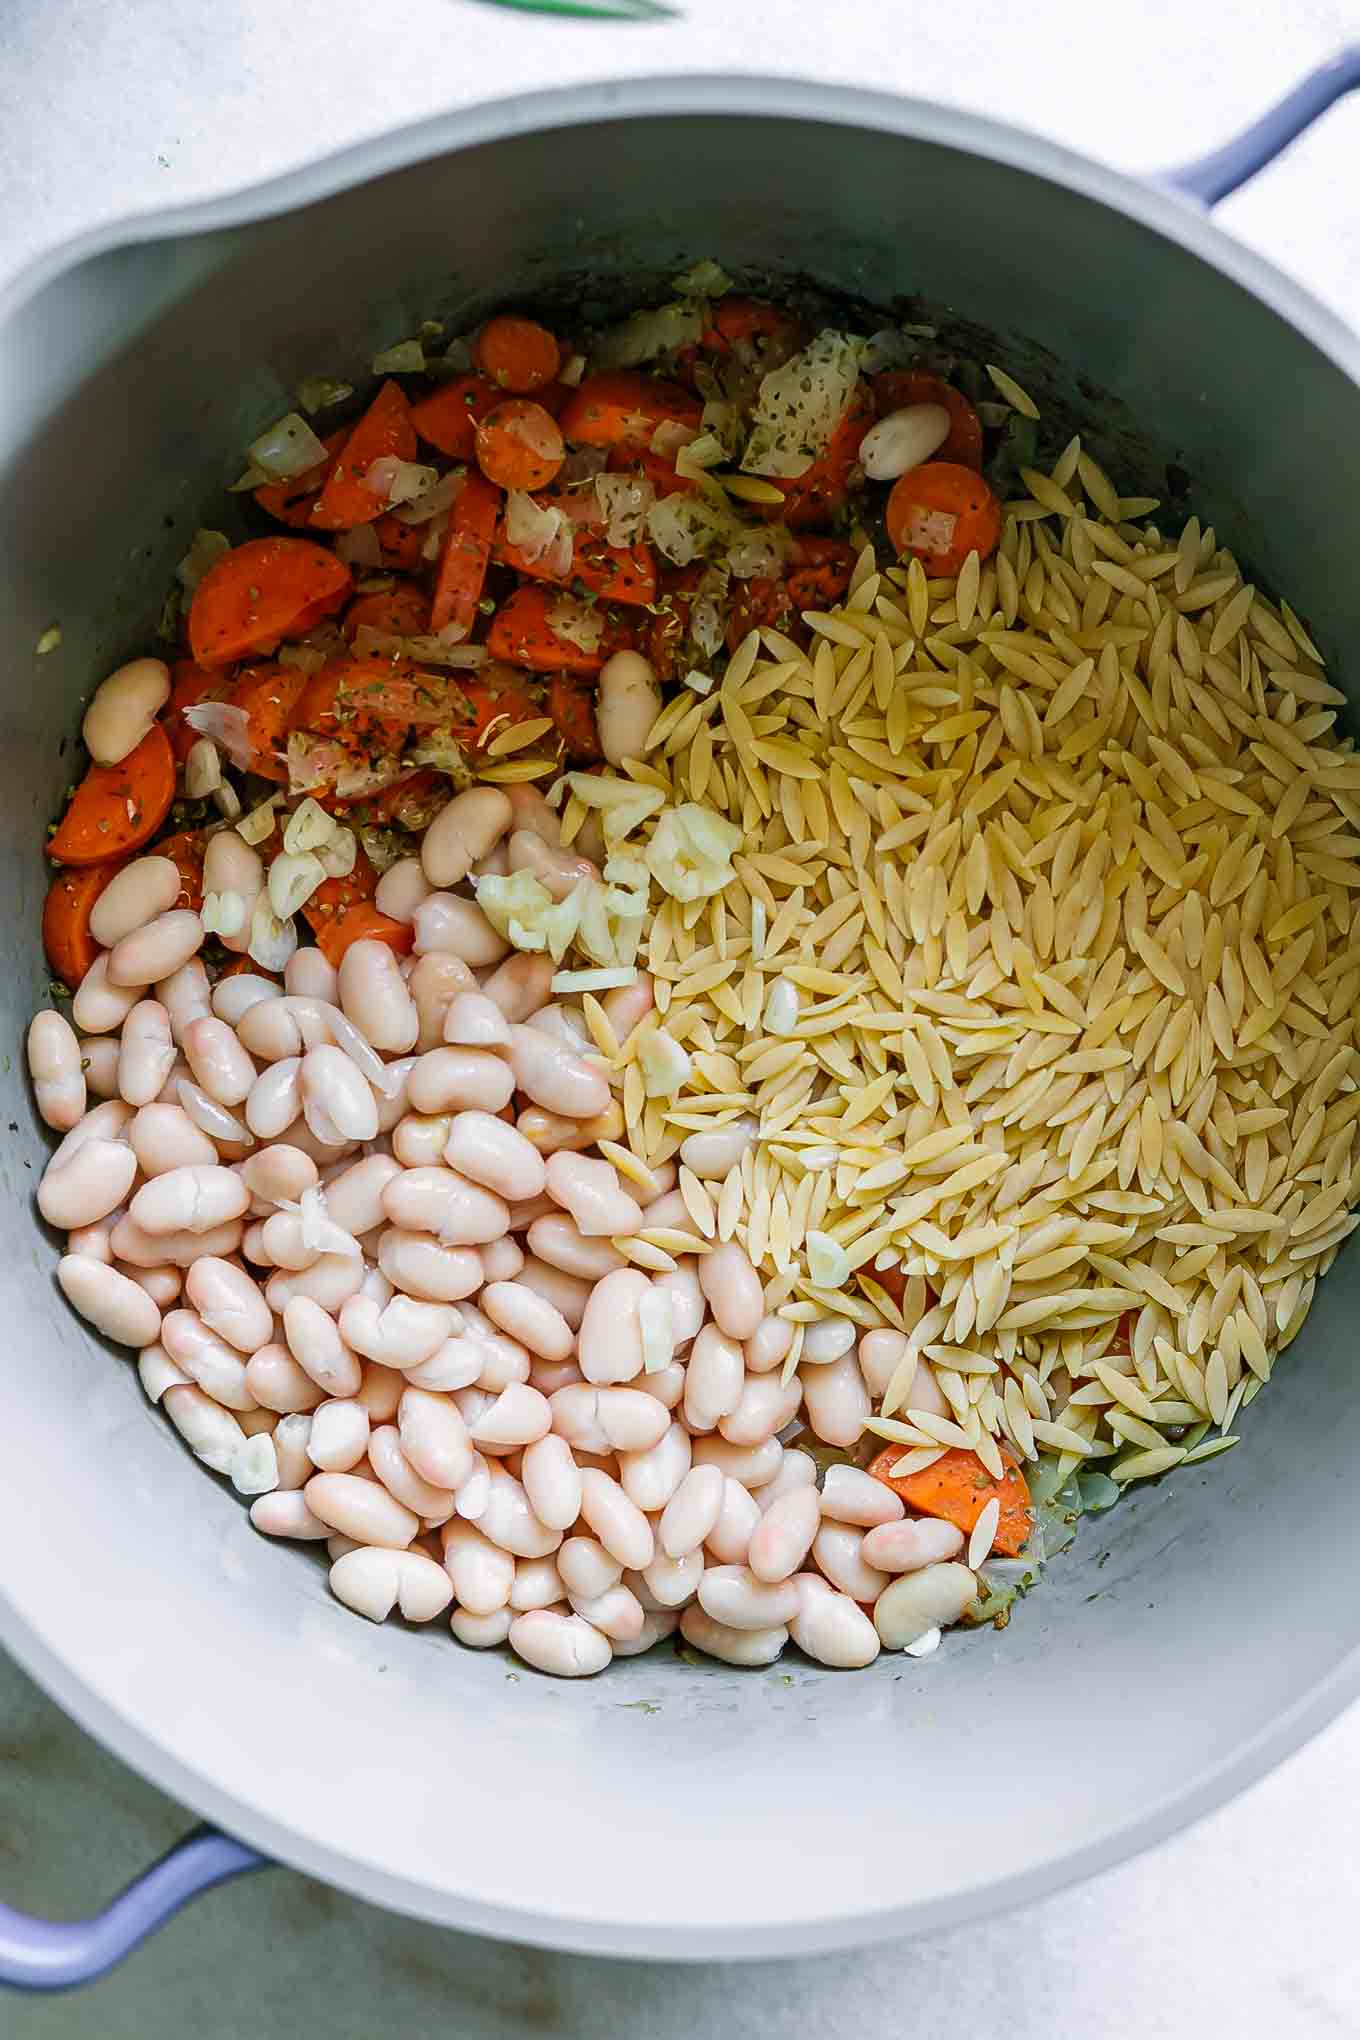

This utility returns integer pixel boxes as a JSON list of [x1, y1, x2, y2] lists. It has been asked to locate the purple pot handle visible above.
[[0, 1829, 265, 1991], [1161, 44, 1360, 203]]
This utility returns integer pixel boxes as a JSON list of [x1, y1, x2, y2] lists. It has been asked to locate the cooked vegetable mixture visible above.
[[30, 264, 1360, 1675]]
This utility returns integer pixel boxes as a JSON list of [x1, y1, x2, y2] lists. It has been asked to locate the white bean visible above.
[[304, 1472, 418, 1548], [116, 1001, 176, 1108], [338, 938, 419, 1053], [698, 1564, 800, 1631], [38, 1138, 135, 1229], [813, 1522, 890, 1603], [77, 1036, 121, 1099], [718, 1372, 800, 1448], [659, 1463, 725, 1558], [679, 1606, 786, 1668], [526, 1213, 625, 1281], [398, 1386, 475, 1492], [618, 1420, 691, 1513], [518, 1256, 592, 1331], [579, 1467, 653, 1571], [704, 1476, 760, 1565], [382, 1166, 508, 1246], [162, 1383, 245, 1473], [130, 1164, 249, 1235], [175, 1078, 253, 1148], [577, 1267, 649, 1384], [479, 1236, 525, 1287], [469, 1382, 551, 1450], [356, 1362, 405, 1424], [859, 402, 952, 482], [282, 1295, 362, 1397], [407, 1046, 515, 1116], [82, 657, 170, 765], [509, 1556, 565, 1613], [421, 787, 513, 888], [504, 830, 598, 904], [157, 959, 212, 1045], [300, 1045, 378, 1144], [747, 1487, 821, 1583], [480, 1281, 574, 1362], [378, 1229, 482, 1303], [405, 955, 475, 1053], [569, 1582, 643, 1643], [107, 911, 203, 988], [861, 1518, 966, 1572], [800, 1350, 872, 1448], [596, 650, 661, 767], [88, 858, 181, 949], [557, 1536, 622, 1600], [250, 1489, 329, 1539], [520, 1433, 582, 1532], [72, 955, 140, 1035], [443, 1112, 545, 1204], [244, 1057, 301, 1139], [517, 1102, 623, 1156], [306, 1398, 371, 1472], [137, 1340, 189, 1403], [414, 893, 510, 966], [244, 1344, 324, 1414], [160, 1309, 256, 1409], [57, 1254, 161, 1347], [213, 974, 283, 1025], [678, 1118, 756, 1181], [451, 1606, 513, 1648], [476, 1466, 560, 1558], [683, 1324, 745, 1432], [329, 1548, 453, 1623], [820, 1463, 905, 1528], [182, 1016, 255, 1108], [691, 1434, 782, 1489], [506, 1025, 610, 1119], [544, 1151, 642, 1238], [640, 1548, 703, 1609], [790, 1579, 880, 1668], [744, 1314, 794, 1375], [126, 1103, 212, 1178], [112, 1213, 243, 1268], [480, 953, 555, 1023], [697, 1241, 763, 1340], [368, 1424, 454, 1520], [612, 1610, 680, 1657], [873, 1562, 978, 1649], [375, 857, 434, 923], [857, 1328, 911, 1401], [509, 1609, 611, 1678], [338, 1291, 455, 1370], [239, 1143, 318, 1210], [651, 1260, 705, 1348], [802, 1315, 856, 1365]]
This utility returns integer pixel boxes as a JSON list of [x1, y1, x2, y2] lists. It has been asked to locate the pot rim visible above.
[[4, 69, 1360, 1959]]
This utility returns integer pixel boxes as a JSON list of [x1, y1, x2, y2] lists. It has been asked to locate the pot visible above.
[[2, 57, 1359, 1988]]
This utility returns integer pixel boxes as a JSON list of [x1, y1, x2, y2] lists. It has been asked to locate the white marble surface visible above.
[[3, 0, 1360, 2028]]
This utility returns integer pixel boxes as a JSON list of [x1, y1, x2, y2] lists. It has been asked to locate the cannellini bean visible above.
[[639, 1548, 702, 1609], [268, 1411, 314, 1490], [182, 1017, 255, 1107], [480, 953, 555, 1023], [470, 1382, 551, 1449], [407, 1046, 515, 1117], [698, 1564, 801, 1631], [859, 401, 952, 481], [790, 1580, 881, 1668], [382, 1166, 508, 1246], [239, 1143, 318, 1209], [821, 1463, 905, 1528], [874, 1562, 978, 1648], [612, 1609, 679, 1657], [748, 1487, 821, 1583], [138, 1340, 188, 1403], [577, 1267, 649, 1384], [329, 1547, 453, 1622], [414, 893, 509, 965], [594, 649, 661, 766], [236, 998, 306, 1062], [509, 1609, 611, 1677], [163, 1384, 246, 1473], [107, 910, 203, 989], [250, 1489, 328, 1539], [244, 1057, 301, 1139], [520, 1433, 582, 1532], [544, 1152, 642, 1238], [421, 787, 513, 888], [801, 1351, 872, 1448], [525, 1213, 624, 1281], [744, 1315, 794, 1375], [57, 1254, 161, 1348], [651, 1260, 705, 1348], [479, 1236, 524, 1285], [321, 1154, 401, 1238], [123, 1267, 180, 1310], [214, 975, 283, 1026], [82, 656, 170, 765], [618, 1419, 691, 1513], [398, 1386, 475, 1491], [451, 1606, 513, 1648], [476, 1466, 560, 1558], [378, 1230, 482, 1303], [304, 1472, 418, 1548], [127, 1103, 215, 1177], [441, 991, 511, 1052], [160, 1308, 258, 1408], [69, 1218, 115, 1262], [601, 976, 654, 1049], [402, 1336, 484, 1394], [718, 1372, 800, 1448], [814, 1523, 890, 1603], [306, 1397, 371, 1472], [443, 1111, 544, 1202], [517, 1102, 624, 1155], [28, 1011, 86, 1131], [569, 1582, 643, 1643], [392, 1111, 453, 1167], [157, 959, 212, 1045], [368, 1424, 454, 1520], [680, 1606, 786, 1667], [579, 1467, 653, 1570], [862, 1518, 966, 1572], [506, 1025, 609, 1120], [407, 954, 476, 1052], [130, 1164, 249, 1236], [338, 938, 419, 1053], [72, 955, 141, 1035], [356, 1362, 405, 1423], [112, 1213, 244, 1268], [282, 1295, 362, 1397], [244, 1344, 325, 1414], [375, 857, 434, 923], [257, 1207, 327, 1270], [280, 950, 334, 1002], [480, 1280, 574, 1362], [857, 1328, 911, 1401], [517, 1256, 592, 1331], [300, 1045, 378, 1144], [339, 1291, 455, 1370], [557, 1536, 622, 1600], [509, 1556, 565, 1613], [117, 1001, 176, 1108], [679, 1118, 756, 1181], [659, 1464, 725, 1558], [683, 1325, 745, 1432], [802, 1315, 856, 1365], [89, 857, 181, 950], [38, 1138, 136, 1229], [704, 1476, 761, 1564], [505, 829, 599, 904], [698, 1242, 763, 1340], [78, 1036, 121, 1099], [758, 1450, 818, 1510]]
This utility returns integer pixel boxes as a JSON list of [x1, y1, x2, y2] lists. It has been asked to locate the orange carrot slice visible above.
[[409, 374, 501, 458], [42, 862, 124, 988], [866, 1445, 1033, 1558], [431, 472, 501, 635], [547, 674, 600, 762], [559, 373, 701, 453], [188, 537, 351, 668], [497, 497, 657, 607], [309, 382, 418, 531], [48, 726, 176, 867], [230, 663, 309, 781], [343, 583, 432, 642], [766, 381, 874, 529], [475, 316, 561, 394], [313, 902, 416, 968], [154, 829, 207, 913], [486, 584, 629, 676], [885, 462, 1002, 576], [475, 400, 565, 492], [253, 428, 347, 526], [373, 514, 427, 572]]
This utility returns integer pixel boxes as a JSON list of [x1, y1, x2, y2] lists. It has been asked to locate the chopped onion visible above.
[[442, 334, 476, 372], [247, 411, 329, 481], [593, 303, 702, 370], [371, 339, 426, 374], [638, 1287, 676, 1373], [299, 1184, 363, 1258], [690, 596, 724, 659], [673, 258, 732, 299], [201, 890, 248, 938], [546, 595, 603, 654], [650, 419, 696, 461], [176, 529, 230, 594], [725, 527, 786, 580], [183, 702, 251, 772], [592, 473, 654, 547], [286, 730, 342, 793], [743, 329, 862, 479], [248, 897, 299, 973], [505, 490, 574, 574], [236, 797, 279, 846], [638, 1028, 692, 1098], [806, 1231, 851, 1289], [646, 491, 733, 568], [645, 803, 741, 903], [335, 525, 385, 569], [682, 668, 714, 697], [318, 826, 358, 879], [365, 456, 439, 506], [283, 798, 336, 855], [295, 376, 353, 415], [674, 432, 727, 482], [333, 755, 412, 802], [268, 850, 327, 920], [389, 470, 462, 527], [183, 738, 222, 799], [213, 783, 242, 820], [228, 463, 271, 493]]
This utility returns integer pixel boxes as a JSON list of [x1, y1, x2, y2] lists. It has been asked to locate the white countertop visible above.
[[3, 2, 1359, 2029]]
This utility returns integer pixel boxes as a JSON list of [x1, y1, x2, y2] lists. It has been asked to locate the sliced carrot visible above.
[[607, 443, 696, 497], [547, 674, 600, 763], [475, 400, 565, 492], [866, 1445, 1033, 1559], [475, 316, 562, 395], [333, 765, 445, 830], [229, 662, 309, 781], [343, 583, 432, 642], [298, 839, 378, 930], [872, 371, 983, 471], [446, 665, 547, 752], [430, 472, 501, 635], [486, 584, 629, 676], [559, 372, 701, 454], [153, 830, 208, 914], [216, 954, 280, 982], [309, 382, 417, 531], [253, 429, 347, 527], [373, 514, 427, 572], [885, 461, 1002, 576], [766, 380, 874, 529], [700, 297, 802, 357], [409, 374, 501, 458], [291, 655, 417, 748], [48, 726, 176, 867], [165, 660, 227, 763], [42, 862, 124, 988], [786, 536, 856, 610], [497, 497, 658, 607], [188, 537, 352, 669], [313, 902, 416, 969]]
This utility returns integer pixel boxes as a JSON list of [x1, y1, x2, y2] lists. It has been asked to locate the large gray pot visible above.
[[1, 65, 1359, 1985]]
